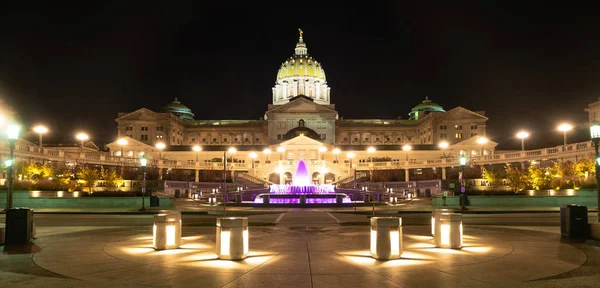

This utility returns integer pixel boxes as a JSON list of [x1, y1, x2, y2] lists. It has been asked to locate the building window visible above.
[[141, 127, 149, 131], [471, 133, 477, 137], [202, 138, 207, 143], [354, 137, 358, 142], [454, 125, 462, 130], [141, 135, 148, 141], [455, 133, 463, 139], [212, 138, 217, 142], [277, 134, 282, 140], [156, 134, 163, 139], [255, 138, 260, 142], [440, 133, 447, 139], [375, 138, 380, 142], [364, 138, 369, 142], [223, 138, 228, 142], [407, 137, 412, 141], [156, 126, 164, 131], [244, 138, 249, 142], [397, 137, 401, 141], [471, 125, 478, 130], [126, 126, 133, 131], [386, 137, 391, 142], [320, 134, 326, 140], [191, 138, 196, 142], [343, 137, 348, 141], [234, 138, 239, 142], [440, 125, 447, 130]]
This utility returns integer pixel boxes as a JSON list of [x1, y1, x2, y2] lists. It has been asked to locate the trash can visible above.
[[262, 194, 270, 204], [150, 195, 160, 207], [560, 204, 588, 239], [234, 194, 242, 203], [216, 217, 249, 260], [370, 217, 403, 260], [299, 195, 306, 205], [5, 207, 34, 245], [336, 194, 344, 204], [364, 194, 372, 203]]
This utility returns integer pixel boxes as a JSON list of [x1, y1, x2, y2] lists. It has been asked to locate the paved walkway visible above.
[[2, 212, 600, 287]]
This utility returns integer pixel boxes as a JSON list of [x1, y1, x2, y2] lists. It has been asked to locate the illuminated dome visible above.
[[409, 97, 445, 120], [273, 29, 331, 105], [161, 98, 195, 121]]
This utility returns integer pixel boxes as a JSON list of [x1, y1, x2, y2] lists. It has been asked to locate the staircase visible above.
[[235, 172, 271, 188]]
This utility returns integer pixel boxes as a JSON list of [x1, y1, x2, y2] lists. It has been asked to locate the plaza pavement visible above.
[[2, 210, 600, 287]]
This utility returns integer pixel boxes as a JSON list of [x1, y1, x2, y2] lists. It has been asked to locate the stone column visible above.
[[195, 170, 199, 182], [442, 167, 447, 180], [405, 169, 409, 182]]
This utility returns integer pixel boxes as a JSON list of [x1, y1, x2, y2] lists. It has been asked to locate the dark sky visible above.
[[0, 1, 598, 150]]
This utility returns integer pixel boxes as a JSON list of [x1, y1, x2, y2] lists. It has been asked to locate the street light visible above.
[[347, 152, 356, 189], [263, 148, 271, 163], [590, 121, 600, 223], [476, 136, 488, 156], [516, 131, 529, 151], [5, 123, 20, 210], [117, 138, 128, 157], [333, 148, 341, 163], [76, 132, 89, 152], [558, 123, 573, 147], [139, 155, 147, 211], [277, 146, 285, 161], [460, 155, 467, 210], [192, 145, 202, 163], [33, 125, 48, 151], [223, 147, 237, 216], [318, 146, 327, 160], [439, 141, 449, 158], [249, 152, 257, 169], [155, 142, 166, 159], [402, 144, 412, 161]]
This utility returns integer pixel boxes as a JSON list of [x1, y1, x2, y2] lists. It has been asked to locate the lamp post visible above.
[[318, 146, 327, 161], [33, 125, 48, 152], [333, 148, 340, 163], [155, 142, 166, 160], [223, 147, 237, 216], [367, 146, 376, 181], [460, 155, 467, 210], [139, 155, 147, 211], [590, 121, 600, 222], [516, 131, 529, 151], [5, 123, 20, 210], [76, 132, 89, 153], [249, 152, 257, 169], [193, 145, 201, 164], [277, 146, 285, 161], [263, 148, 271, 163], [347, 152, 356, 189], [402, 144, 412, 162], [117, 138, 128, 157], [558, 123, 573, 147], [476, 136, 488, 157], [438, 141, 449, 179]]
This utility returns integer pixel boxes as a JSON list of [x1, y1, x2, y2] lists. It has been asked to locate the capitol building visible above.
[[106, 31, 496, 184]]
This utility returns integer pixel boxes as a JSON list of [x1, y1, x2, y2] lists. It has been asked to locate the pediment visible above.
[[453, 136, 498, 149], [266, 97, 337, 115], [436, 107, 488, 121], [116, 108, 167, 122], [279, 134, 324, 148]]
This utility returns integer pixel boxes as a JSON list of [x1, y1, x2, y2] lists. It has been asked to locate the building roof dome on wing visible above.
[[273, 29, 331, 106], [160, 98, 195, 120], [409, 97, 445, 120], [282, 119, 321, 141]]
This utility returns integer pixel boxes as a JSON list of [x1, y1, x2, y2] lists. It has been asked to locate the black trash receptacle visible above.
[[150, 195, 160, 207], [5, 207, 34, 245], [364, 194, 372, 203], [560, 204, 588, 239], [234, 194, 242, 203], [336, 194, 344, 204], [262, 194, 270, 204]]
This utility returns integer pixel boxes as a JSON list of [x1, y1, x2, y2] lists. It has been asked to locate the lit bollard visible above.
[[434, 213, 463, 249], [216, 217, 249, 260], [431, 208, 454, 236], [159, 210, 182, 245], [153, 214, 181, 250], [370, 217, 403, 260]]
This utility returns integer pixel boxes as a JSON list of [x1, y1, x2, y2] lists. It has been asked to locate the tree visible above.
[[100, 166, 123, 188], [24, 162, 54, 184], [549, 160, 577, 189], [527, 165, 552, 190], [77, 167, 100, 193], [505, 165, 528, 192], [482, 168, 501, 186], [575, 157, 595, 180]]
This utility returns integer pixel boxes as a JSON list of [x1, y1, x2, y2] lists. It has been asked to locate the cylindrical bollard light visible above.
[[434, 213, 463, 249], [370, 217, 403, 260], [216, 217, 249, 260], [153, 214, 181, 250], [431, 208, 454, 236]]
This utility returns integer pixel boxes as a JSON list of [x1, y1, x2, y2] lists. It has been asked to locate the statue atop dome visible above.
[[298, 28, 303, 38]]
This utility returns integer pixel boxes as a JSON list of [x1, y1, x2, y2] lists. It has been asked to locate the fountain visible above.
[[254, 160, 351, 204]]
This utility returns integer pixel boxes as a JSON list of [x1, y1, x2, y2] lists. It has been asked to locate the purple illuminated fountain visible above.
[[254, 160, 350, 204]]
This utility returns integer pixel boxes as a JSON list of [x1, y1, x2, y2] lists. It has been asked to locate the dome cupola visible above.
[[272, 29, 331, 106], [409, 97, 445, 120], [161, 98, 195, 121]]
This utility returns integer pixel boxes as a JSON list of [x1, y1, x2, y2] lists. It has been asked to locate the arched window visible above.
[[223, 138, 228, 142]]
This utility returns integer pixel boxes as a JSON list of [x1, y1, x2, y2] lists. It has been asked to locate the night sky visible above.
[[1, 2, 598, 150]]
